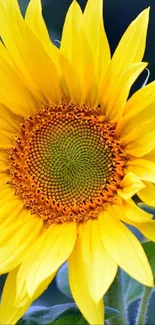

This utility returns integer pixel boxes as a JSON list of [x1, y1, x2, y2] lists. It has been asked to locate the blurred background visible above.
[[1, 0, 155, 324]]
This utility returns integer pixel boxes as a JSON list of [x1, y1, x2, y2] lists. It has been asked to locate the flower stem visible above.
[[135, 286, 152, 325], [104, 269, 128, 325]]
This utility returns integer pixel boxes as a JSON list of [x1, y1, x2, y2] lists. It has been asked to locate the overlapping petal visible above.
[[68, 230, 104, 325], [99, 210, 153, 287]]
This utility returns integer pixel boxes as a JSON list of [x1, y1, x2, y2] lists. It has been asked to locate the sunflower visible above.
[[0, 0, 155, 323]]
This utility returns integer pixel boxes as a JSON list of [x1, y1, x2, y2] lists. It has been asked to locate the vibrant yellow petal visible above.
[[110, 199, 153, 224], [109, 8, 149, 74], [60, 1, 96, 106], [100, 62, 147, 121], [124, 81, 155, 116], [83, 0, 110, 83], [100, 8, 149, 116], [17, 222, 77, 297], [0, 103, 22, 132], [99, 210, 153, 287], [0, 199, 23, 227], [142, 148, 155, 163], [116, 81, 155, 136], [0, 0, 61, 104], [0, 215, 43, 273], [79, 220, 117, 302], [0, 267, 54, 324], [25, 0, 60, 70], [113, 203, 155, 242], [126, 159, 155, 182], [0, 55, 36, 117], [136, 220, 155, 242], [138, 181, 155, 206], [117, 172, 145, 199], [68, 232, 104, 325], [0, 172, 10, 186]]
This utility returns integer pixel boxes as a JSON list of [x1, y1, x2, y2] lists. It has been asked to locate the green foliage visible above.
[[17, 303, 119, 325], [142, 241, 155, 277]]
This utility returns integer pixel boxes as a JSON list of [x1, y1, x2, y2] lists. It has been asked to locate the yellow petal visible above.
[[0, 0, 61, 104], [80, 220, 117, 302], [136, 221, 155, 242], [99, 210, 153, 287], [100, 63, 147, 121], [121, 117, 155, 157], [0, 199, 23, 227], [0, 172, 10, 186], [118, 172, 145, 199], [116, 81, 155, 136], [0, 267, 54, 324], [83, 0, 110, 83], [124, 81, 155, 117], [60, 1, 96, 106], [17, 222, 77, 297], [138, 181, 155, 206], [68, 232, 104, 325], [100, 8, 149, 116], [0, 56, 36, 117], [0, 103, 22, 132], [109, 8, 149, 74], [142, 148, 155, 163], [0, 215, 43, 273], [113, 203, 155, 242], [110, 199, 152, 224], [126, 159, 155, 182], [25, 0, 60, 70]]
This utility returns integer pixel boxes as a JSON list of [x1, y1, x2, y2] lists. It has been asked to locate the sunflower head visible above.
[[0, 0, 155, 324]]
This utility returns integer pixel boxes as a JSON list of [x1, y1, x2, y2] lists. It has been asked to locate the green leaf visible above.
[[104, 307, 120, 320], [122, 271, 143, 305], [56, 263, 72, 298], [142, 241, 155, 277], [18, 303, 119, 325]]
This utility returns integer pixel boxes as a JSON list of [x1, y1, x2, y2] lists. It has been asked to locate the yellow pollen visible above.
[[8, 103, 127, 225]]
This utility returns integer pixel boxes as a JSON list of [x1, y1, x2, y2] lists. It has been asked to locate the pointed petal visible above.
[[60, 1, 96, 106], [110, 199, 153, 224], [110, 8, 149, 73], [112, 202, 155, 243], [100, 63, 147, 121], [117, 172, 145, 199], [25, 0, 60, 69], [138, 181, 155, 206], [124, 80, 155, 117], [99, 210, 153, 286], [116, 81, 155, 136], [17, 222, 77, 297], [0, 0, 61, 103], [126, 159, 155, 182], [68, 230, 104, 325], [80, 220, 117, 302], [83, 0, 110, 83], [0, 54, 36, 116], [0, 215, 43, 273], [0, 267, 54, 324]]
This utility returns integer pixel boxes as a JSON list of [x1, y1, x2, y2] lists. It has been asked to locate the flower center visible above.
[[8, 103, 126, 224]]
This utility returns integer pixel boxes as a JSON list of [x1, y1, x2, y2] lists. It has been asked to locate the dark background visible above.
[[19, 0, 155, 81], [1, 0, 155, 324]]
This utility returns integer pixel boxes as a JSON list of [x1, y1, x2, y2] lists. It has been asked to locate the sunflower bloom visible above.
[[0, 0, 155, 323]]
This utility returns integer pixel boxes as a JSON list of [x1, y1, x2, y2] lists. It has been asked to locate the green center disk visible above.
[[28, 117, 113, 205]]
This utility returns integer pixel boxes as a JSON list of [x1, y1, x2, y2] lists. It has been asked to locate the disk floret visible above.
[[8, 103, 126, 224]]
